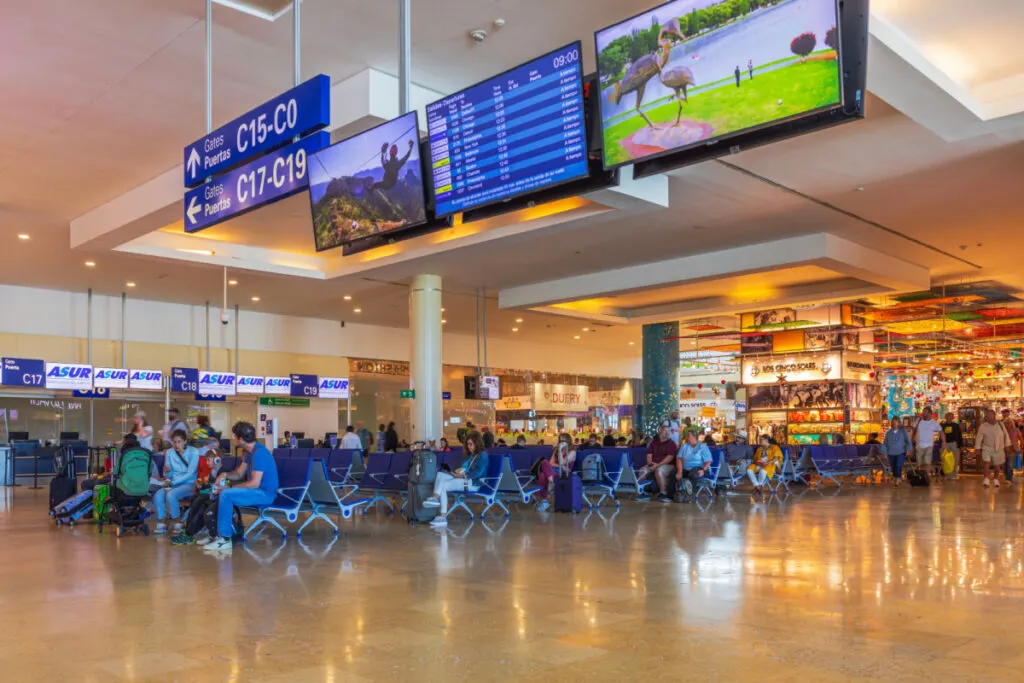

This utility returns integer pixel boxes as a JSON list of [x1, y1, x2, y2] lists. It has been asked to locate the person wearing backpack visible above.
[[152, 429, 199, 534]]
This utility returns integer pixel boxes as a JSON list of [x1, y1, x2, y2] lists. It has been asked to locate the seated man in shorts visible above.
[[637, 422, 678, 503], [676, 430, 713, 500]]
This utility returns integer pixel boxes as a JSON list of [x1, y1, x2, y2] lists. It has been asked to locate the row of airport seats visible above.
[[156, 443, 889, 540], [8, 440, 90, 486]]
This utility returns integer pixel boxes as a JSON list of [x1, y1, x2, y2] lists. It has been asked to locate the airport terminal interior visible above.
[[4, 0, 1024, 680]]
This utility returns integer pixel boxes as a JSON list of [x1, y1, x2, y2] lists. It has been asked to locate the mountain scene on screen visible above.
[[311, 143, 427, 251]]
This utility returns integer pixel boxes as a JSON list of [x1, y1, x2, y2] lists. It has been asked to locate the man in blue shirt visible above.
[[204, 421, 279, 554], [675, 431, 712, 499]]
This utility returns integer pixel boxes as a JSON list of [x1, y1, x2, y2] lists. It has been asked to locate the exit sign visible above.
[[259, 396, 311, 407], [400, 389, 415, 399]]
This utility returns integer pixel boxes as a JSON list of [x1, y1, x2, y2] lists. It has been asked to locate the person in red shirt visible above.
[[637, 422, 678, 502]]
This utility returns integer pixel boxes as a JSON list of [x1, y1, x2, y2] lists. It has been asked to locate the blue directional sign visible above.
[[2, 357, 45, 388], [442, 391, 452, 400], [184, 131, 328, 233], [73, 388, 110, 399], [183, 74, 331, 187], [171, 367, 199, 393], [195, 392, 227, 403], [290, 373, 319, 398]]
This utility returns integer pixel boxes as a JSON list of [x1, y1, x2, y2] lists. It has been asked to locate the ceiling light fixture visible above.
[[441, 319, 447, 324], [582, 327, 590, 332], [629, 341, 635, 346], [574, 335, 581, 340], [84, 261, 96, 267], [441, 308, 446, 312], [343, 295, 352, 301], [251, 296, 261, 302], [17, 234, 29, 240], [515, 317, 524, 323], [512, 327, 519, 332], [354, 307, 362, 313], [126, 281, 136, 288], [176, 248, 215, 256], [228, 279, 238, 286]]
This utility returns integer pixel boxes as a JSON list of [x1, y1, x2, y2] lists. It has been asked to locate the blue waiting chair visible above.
[[447, 454, 508, 520], [583, 450, 627, 509], [298, 459, 373, 535], [243, 456, 313, 539], [355, 453, 394, 514]]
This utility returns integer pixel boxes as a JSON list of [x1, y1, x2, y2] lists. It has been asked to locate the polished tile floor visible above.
[[3, 479, 1024, 682]]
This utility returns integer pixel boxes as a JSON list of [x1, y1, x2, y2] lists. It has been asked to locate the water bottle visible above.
[[290, 434, 297, 448]]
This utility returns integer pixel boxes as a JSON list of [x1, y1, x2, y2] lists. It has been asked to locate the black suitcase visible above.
[[406, 449, 438, 524], [49, 476, 77, 512], [906, 466, 929, 487]]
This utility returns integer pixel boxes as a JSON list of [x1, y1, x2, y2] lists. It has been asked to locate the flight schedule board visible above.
[[426, 42, 588, 218]]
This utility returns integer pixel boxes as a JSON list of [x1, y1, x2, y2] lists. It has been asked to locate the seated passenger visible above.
[[204, 421, 278, 555], [436, 437, 452, 452], [423, 431, 488, 527], [533, 433, 577, 512], [676, 430, 712, 499], [747, 434, 782, 495], [152, 430, 199, 534], [83, 434, 138, 491], [511, 435, 528, 449], [171, 447, 222, 546], [637, 422, 678, 503], [585, 433, 601, 448]]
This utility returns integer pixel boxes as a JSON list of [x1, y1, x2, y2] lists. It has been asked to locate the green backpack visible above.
[[116, 447, 153, 497]]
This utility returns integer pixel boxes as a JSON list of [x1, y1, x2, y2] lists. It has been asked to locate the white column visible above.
[[409, 274, 443, 443]]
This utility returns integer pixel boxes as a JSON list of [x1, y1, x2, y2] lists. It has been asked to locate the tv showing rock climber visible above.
[[595, 0, 841, 168], [308, 111, 428, 251]]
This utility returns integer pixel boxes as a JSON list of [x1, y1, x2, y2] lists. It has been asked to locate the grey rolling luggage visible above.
[[407, 449, 438, 524]]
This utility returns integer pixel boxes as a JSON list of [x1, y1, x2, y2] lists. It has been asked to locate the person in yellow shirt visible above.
[[748, 434, 783, 495]]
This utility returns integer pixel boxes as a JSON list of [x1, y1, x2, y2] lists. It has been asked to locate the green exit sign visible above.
[[400, 389, 415, 399], [258, 396, 311, 407]]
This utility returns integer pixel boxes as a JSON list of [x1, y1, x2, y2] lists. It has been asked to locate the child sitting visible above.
[[170, 446, 222, 546]]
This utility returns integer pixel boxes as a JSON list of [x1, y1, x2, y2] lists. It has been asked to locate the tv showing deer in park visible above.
[[595, 0, 842, 168]]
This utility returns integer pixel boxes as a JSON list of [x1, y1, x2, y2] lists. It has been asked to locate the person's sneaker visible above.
[[172, 522, 184, 533], [153, 523, 168, 534], [423, 497, 441, 508], [204, 537, 233, 553], [994, 479, 1001, 488], [536, 500, 550, 513], [170, 533, 195, 546], [657, 494, 673, 504], [196, 534, 214, 546], [429, 516, 448, 528], [983, 477, 991, 487], [635, 492, 650, 502]]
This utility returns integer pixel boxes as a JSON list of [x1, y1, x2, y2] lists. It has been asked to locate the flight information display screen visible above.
[[426, 42, 588, 218]]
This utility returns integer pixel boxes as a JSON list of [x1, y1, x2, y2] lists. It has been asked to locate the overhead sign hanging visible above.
[[94, 368, 130, 389], [290, 373, 318, 398], [184, 131, 328, 233], [129, 370, 163, 391], [171, 367, 199, 393], [264, 376, 291, 395], [183, 74, 331, 187], [2, 357, 46, 388], [317, 377, 350, 399], [199, 371, 236, 396], [45, 363, 93, 391], [236, 375, 266, 394]]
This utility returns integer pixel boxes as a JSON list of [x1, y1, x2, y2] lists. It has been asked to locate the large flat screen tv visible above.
[[425, 42, 589, 219], [307, 111, 428, 251], [595, 0, 843, 169]]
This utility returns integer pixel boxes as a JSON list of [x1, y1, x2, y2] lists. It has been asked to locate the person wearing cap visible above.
[[130, 411, 154, 451]]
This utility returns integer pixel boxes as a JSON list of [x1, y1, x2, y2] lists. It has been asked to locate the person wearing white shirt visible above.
[[339, 425, 363, 450], [914, 407, 942, 476], [976, 409, 1009, 488], [667, 410, 682, 445]]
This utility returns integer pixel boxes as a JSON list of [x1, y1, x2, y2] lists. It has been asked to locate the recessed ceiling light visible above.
[[343, 295, 352, 301], [512, 327, 519, 332], [582, 327, 590, 332], [251, 296, 260, 302], [515, 317, 523, 323], [84, 261, 96, 267], [17, 234, 29, 240], [574, 335, 581, 340], [228, 279, 238, 286], [441, 319, 447, 324], [353, 307, 362, 313], [126, 281, 136, 288], [441, 307, 446, 312], [629, 341, 635, 346]]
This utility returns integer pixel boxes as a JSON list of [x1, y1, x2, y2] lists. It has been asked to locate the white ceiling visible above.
[[2, 0, 1024, 359]]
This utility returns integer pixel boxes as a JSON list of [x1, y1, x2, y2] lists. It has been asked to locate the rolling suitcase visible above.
[[52, 490, 94, 525], [407, 449, 438, 524], [554, 473, 584, 513], [49, 476, 77, 512]]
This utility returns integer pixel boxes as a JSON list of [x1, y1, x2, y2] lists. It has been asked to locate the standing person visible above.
[[534, 433, 578, 512], [423, 431, 488, 528], [339, 425, 363, 450], [131, 411, 154, 451], [941, 413, 963, 479], [205, 421, 279, 555], [636, 422, 678, 503], [734, 65, 741, 87], [376, 424, 386, 453], [151, 430, 199, 534], [602, 428, 616, 447], [383, 422, 399, 453], [667, 411, 682, 446], [355, 420, 373, 453], [914, 408, 942, 478], [481, 426, 495, 450], [161, 408, 188, 449], [747, 58, 754, 80], [676, 430, 713, 500], [1001, 409, 1022, 486], [883, 419, 912, 486], [976, 409, 1008, 488]]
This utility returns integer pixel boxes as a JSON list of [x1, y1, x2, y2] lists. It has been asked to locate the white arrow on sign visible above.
[[186, 195, 202, 225], [187, 148, 200, 178]]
